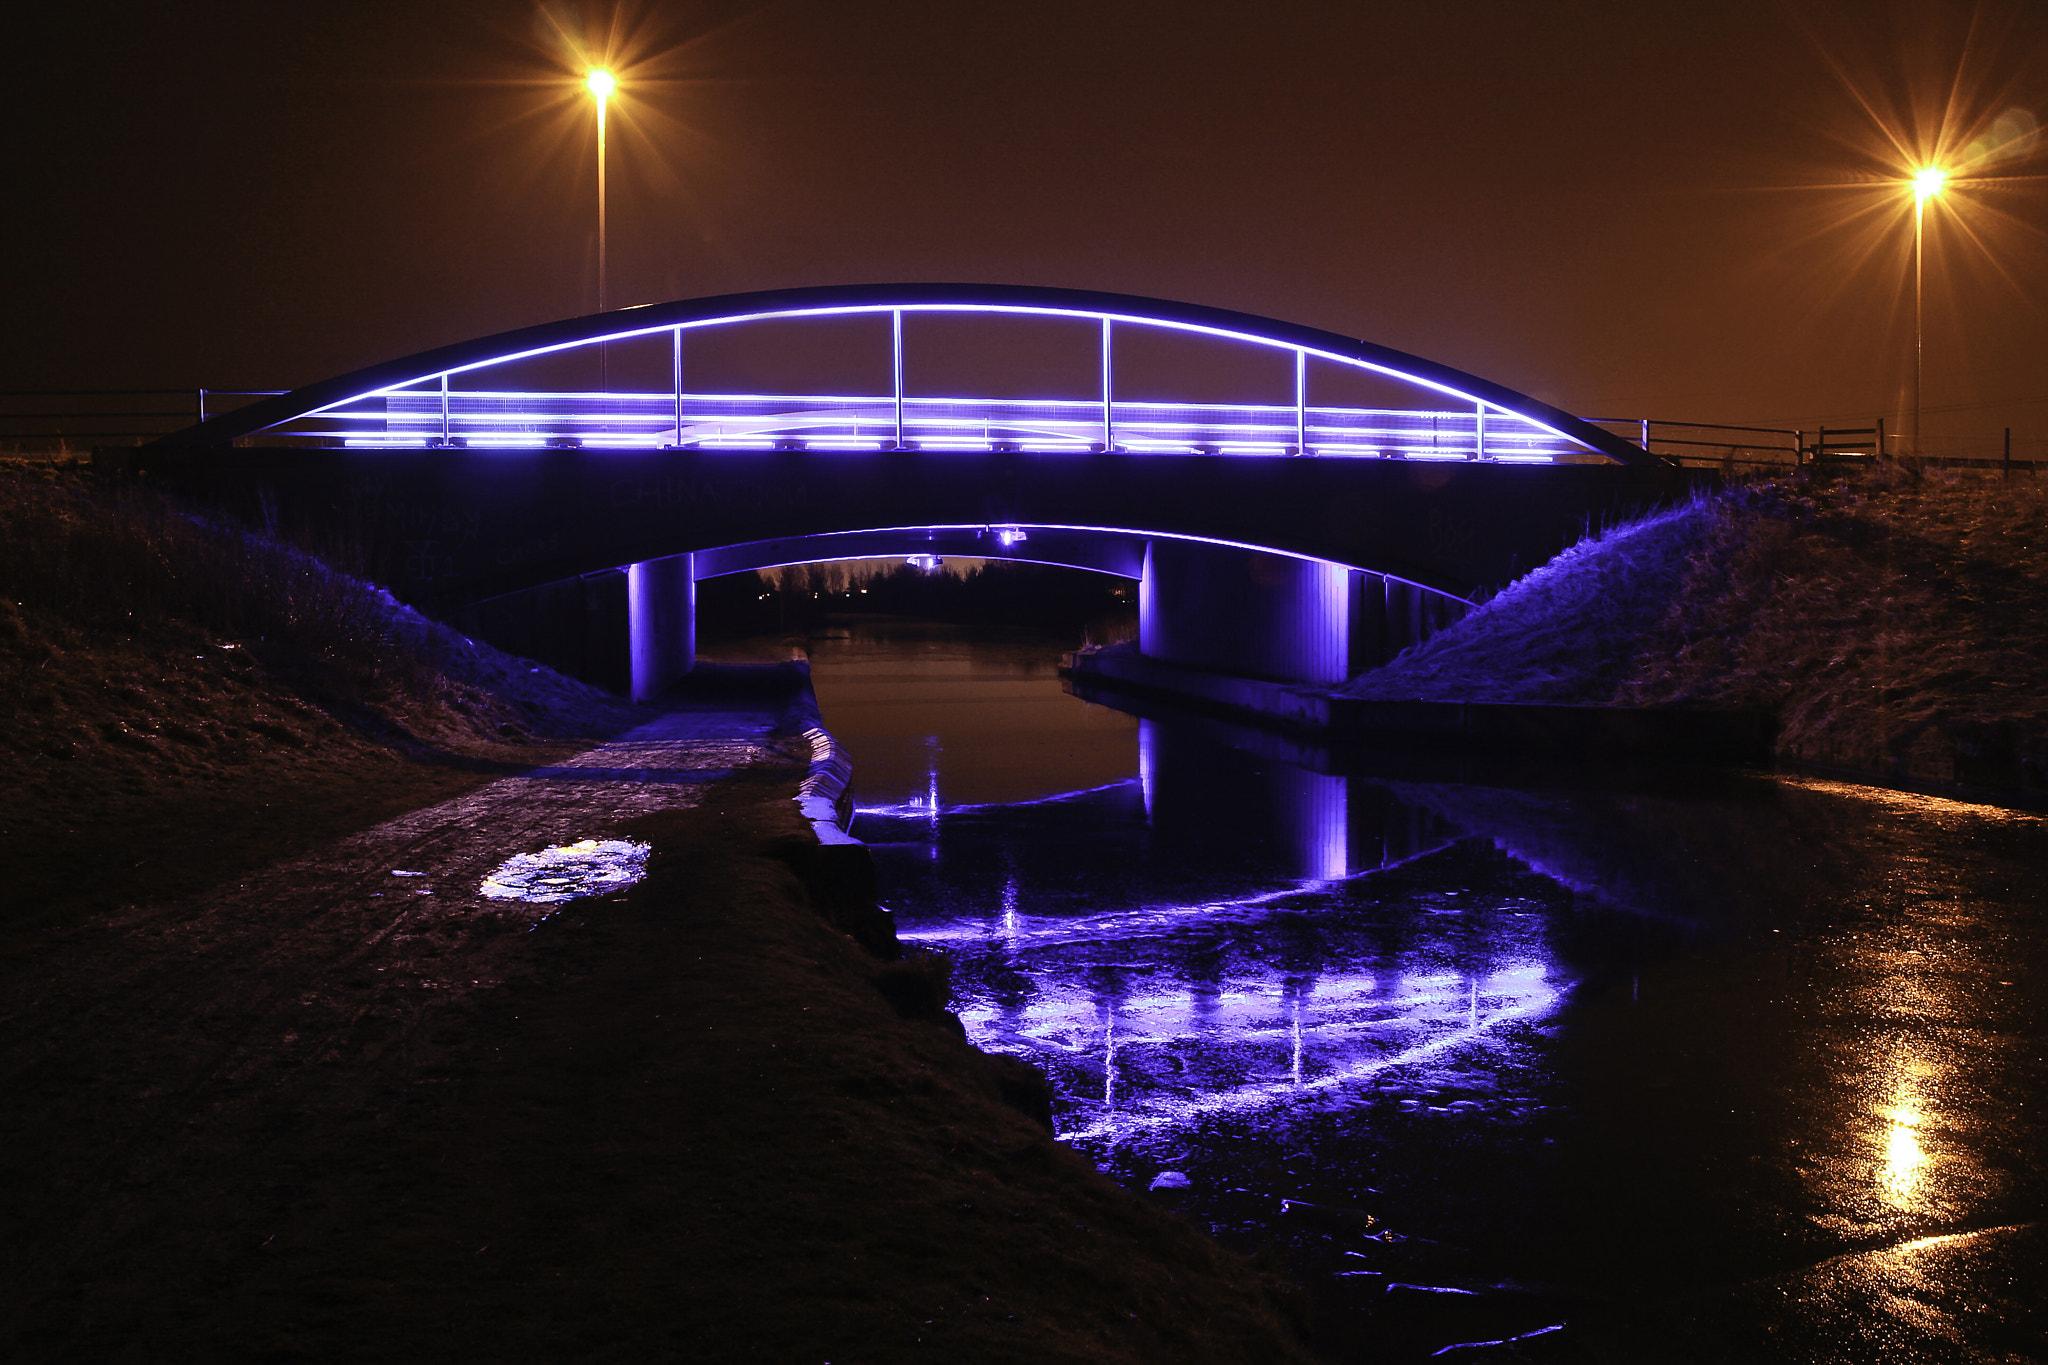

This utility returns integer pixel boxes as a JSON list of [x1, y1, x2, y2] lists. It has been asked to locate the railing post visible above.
[[1639, 417, 1651, 451], [440, 372, 450, 446], [197, 389, 207, 424], [1295, 349, 1307, 455], [1876, 415, 1887, 459], [672, 327, 684, 447], [892, 309, 904, 449], [1101, 317, 1114, 451], [1474, 403, 1487, 461]]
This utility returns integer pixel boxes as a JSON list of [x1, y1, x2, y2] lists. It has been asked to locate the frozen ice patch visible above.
[[480, 838, 652, 904]]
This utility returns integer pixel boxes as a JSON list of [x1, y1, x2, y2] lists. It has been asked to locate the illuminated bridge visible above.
[[142, 284, 1702, 697]]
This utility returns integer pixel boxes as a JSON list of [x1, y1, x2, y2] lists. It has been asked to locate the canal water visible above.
[[804, 620, 2047, 1363]]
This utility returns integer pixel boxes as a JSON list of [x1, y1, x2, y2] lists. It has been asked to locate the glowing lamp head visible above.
[[585, 67, 616, 102], [1912, 166, 1948, 202]]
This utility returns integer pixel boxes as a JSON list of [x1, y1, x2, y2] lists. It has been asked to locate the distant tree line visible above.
[[695, 558, 1134, 639]]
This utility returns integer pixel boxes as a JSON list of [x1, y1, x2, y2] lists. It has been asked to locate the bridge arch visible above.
[[450, 519, 1469, 701], [160, 283, 1654, 467]]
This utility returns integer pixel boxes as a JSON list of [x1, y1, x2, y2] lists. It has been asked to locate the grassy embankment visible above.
[[0, 457, 643, 924], [1344, 465, 2048, 794]]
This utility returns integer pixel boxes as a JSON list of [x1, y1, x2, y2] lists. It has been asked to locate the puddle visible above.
[[479, 838, 652, 904]]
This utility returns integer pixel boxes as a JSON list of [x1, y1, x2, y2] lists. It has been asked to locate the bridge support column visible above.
[[627, 552, 695, 701], [1138, 539, 1351, 685]]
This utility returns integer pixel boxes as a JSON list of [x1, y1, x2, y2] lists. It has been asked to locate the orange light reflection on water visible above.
[[1879, 1097, 1930, 1207], [1871, 1046, 1944, 1216]]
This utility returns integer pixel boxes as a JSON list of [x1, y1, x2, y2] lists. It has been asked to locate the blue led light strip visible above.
[[155, 285, 1656, 465]]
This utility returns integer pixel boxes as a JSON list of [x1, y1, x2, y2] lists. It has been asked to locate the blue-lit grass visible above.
[[1344, 466, 2048, 783], [1343, 496, 1721, 706]]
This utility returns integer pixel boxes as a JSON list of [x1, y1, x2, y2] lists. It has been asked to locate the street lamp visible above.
[[586, 67, 616, 314], [1908, 164, 1947, 455]]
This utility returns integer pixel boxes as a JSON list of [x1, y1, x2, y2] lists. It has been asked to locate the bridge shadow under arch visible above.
[[453, 520, 1470, 701]]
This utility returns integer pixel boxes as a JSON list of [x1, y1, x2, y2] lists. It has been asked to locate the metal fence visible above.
[[0, 390, 283, 446], [1589, 417, 2040, 474]]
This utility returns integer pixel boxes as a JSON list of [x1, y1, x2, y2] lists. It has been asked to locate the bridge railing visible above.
[[35, 385, 2033, 475], [271, 388, 1589, 461], [1584, 417, 2044, 473], [1891, 429, 2044, 473]]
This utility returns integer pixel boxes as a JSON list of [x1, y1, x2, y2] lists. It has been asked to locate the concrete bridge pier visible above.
[[451, 553, 694, 700], [458, 535, 1466, 703], [1139, 539, 1352, 686], [1137, 539, 1460, 686], [627, 553, 695, 701]]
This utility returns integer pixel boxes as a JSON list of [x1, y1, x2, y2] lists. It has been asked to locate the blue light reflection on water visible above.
[[808, 629, 1597, 1353], [854, 726, 1575, 1195]]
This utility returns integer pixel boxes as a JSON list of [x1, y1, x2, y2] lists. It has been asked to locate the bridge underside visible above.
[[126, 444, 1707, 699]]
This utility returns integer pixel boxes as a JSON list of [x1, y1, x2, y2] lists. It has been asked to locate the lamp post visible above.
[[1909, 165, 1947, 456], [586, 67, 616, 315]]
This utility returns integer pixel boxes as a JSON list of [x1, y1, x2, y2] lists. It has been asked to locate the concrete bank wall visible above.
[[677, 658, 899, 958], [1064, 647, 1776, 765]]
